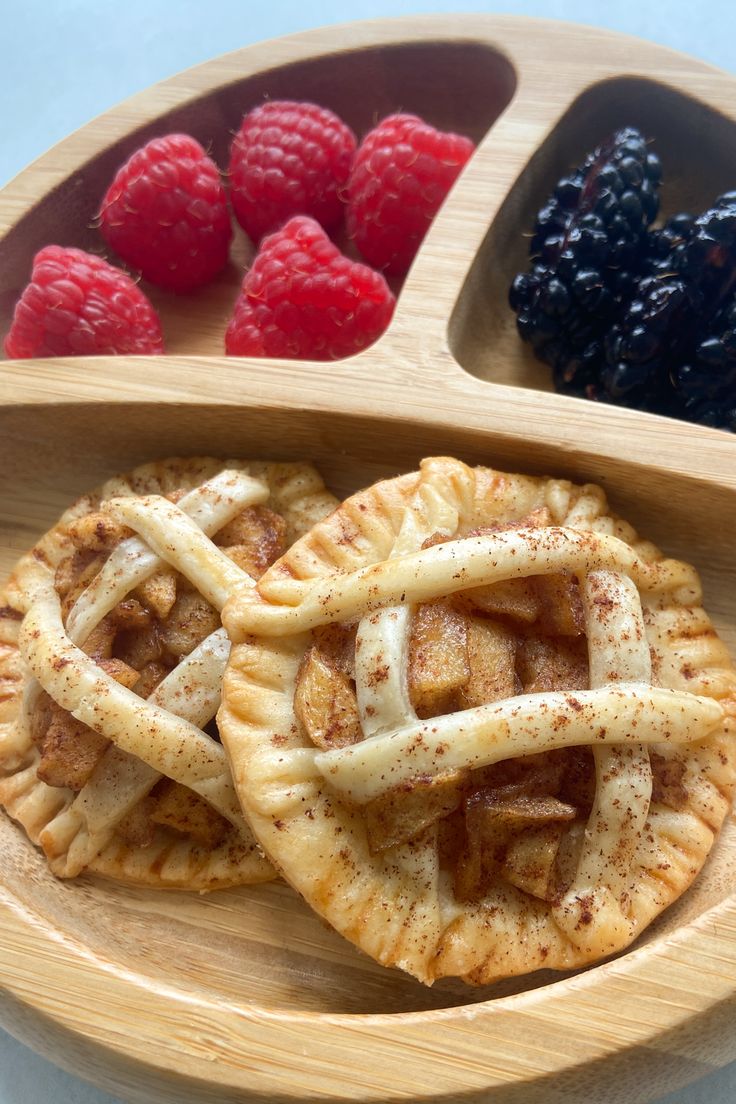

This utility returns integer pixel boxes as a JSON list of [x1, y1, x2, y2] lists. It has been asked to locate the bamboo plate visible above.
[[2, 15, 736, 1104]]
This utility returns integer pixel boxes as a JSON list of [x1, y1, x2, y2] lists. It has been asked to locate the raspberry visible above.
[[225, 216, 394, 360], [4, 246, 164, 358], [99, 134, 232, 292], [228, 100, 356, 241], [347, 113, 475, 275]]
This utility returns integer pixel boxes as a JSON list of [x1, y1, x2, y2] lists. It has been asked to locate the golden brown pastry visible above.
[[0, 457, 337, 890], [220, 457, 736, 983]]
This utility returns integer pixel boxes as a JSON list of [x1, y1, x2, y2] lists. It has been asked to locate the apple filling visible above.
[[30, 501, 286, 850], [293, 562, 685, 906]]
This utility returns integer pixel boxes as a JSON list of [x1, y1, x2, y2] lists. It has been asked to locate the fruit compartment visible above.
[[0, 38, 516, 360], [448, 76, 736, 395]]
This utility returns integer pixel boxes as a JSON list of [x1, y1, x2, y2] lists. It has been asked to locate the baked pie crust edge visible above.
[[219, 457, 736, 984], [0, 456, 338, 891]]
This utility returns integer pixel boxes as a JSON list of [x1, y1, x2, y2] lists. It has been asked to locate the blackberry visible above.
[[602, 195, 736, 425], [677, 193, 736, 301], [643, 212, 696, 276], [509, 127, 661, 392], [601, 269, 699, 403], [673, 297, 736, 429]]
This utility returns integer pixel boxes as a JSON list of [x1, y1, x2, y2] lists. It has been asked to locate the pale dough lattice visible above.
[[220, 457, 736, 984], [0, 457, 338, 890]]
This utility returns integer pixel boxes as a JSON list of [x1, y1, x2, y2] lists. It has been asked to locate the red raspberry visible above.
[[99, 134, 232, 292], [225, 216, 394, 360], [347, 113, 475, 275], [228, 100, 356, 241], [4, 246, 164, 358]]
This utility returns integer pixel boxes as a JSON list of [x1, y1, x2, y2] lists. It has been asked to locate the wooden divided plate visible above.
[[2, 15, 736, 1104]]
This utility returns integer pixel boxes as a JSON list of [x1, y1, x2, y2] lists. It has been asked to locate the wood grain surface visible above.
[[1, 14, 736, 1104]]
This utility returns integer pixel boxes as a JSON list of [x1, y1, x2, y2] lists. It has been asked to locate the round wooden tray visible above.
[[2, 15, 736, 1104]]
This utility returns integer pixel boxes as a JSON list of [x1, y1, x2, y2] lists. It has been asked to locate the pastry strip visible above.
[[105, 495, 253, 611], [21, 588, 244, 827], [355, 459, 469, 737], [552, 571, 653, 948], [237, 528, 676, 637], [312, 683, 720, 801], [350, 461, 474, 954], [66, 469, 267, 644], [41, 628, 232, 876]]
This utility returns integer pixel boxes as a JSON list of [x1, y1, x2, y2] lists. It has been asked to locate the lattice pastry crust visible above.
[[0, 457, 338, 890], [220, 457, 736, 984]]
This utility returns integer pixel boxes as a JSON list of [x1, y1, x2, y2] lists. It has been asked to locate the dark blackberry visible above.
[[604, 218, 698, 408], [601, 195, 736, 426], [643, 212, 696, 276], [672, 297, 736, 427], [677, 194, 736, 301], [510, 128, 661, 391], [601, 275, 699, 402]]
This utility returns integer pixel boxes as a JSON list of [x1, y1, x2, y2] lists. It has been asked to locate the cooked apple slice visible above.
[[408, 599, 469, 718]]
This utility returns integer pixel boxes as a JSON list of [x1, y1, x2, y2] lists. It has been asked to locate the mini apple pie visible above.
[[220, 456, 736, 984], [0, 457, 338, 890]]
